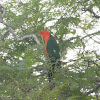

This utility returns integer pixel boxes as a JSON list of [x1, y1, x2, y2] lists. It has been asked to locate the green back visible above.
[[47, 35, 60, 61]]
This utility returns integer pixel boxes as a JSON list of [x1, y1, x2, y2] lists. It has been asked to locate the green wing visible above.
[[47, 35, 60, 60]]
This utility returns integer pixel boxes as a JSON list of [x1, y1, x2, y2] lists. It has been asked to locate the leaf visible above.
[[70, 82, 79, 91], [67, 96, 80, 100]]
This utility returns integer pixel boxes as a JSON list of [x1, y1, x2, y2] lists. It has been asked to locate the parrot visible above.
[[39, 30, 60, 82]]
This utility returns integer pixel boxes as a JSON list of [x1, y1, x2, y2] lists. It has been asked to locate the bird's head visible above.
[[39, 30, 50, 39]]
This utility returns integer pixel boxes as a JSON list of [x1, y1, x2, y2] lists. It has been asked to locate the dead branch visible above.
[[0, 4, 40, 44]]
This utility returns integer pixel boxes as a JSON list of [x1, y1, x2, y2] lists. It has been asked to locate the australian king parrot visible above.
[[39, 30, 60, 82]]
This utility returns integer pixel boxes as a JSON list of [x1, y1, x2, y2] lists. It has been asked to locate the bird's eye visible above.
[[41, 32, 43, 34]]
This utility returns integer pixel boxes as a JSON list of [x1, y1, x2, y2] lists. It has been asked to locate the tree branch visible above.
[[86, 83, 100, 95], [83, 8, 100, 18], [77, 0, 90, 3], [0, 4, 40, 44], [82, 31, 100, 39], [0, 30, 9, 41], [0, 4, 6, 20]]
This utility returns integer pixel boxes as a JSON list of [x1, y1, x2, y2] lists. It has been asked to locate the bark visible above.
[[0, 4, 40, 44]]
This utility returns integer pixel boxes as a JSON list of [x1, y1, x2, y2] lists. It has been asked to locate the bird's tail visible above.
[[48, 60, 61, 82]]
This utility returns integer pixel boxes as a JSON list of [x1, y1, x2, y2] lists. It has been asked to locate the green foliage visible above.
[[0, 0, 100, 99]]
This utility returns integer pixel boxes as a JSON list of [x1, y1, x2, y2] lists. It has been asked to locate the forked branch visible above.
[[0, 4, 40, 44]]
